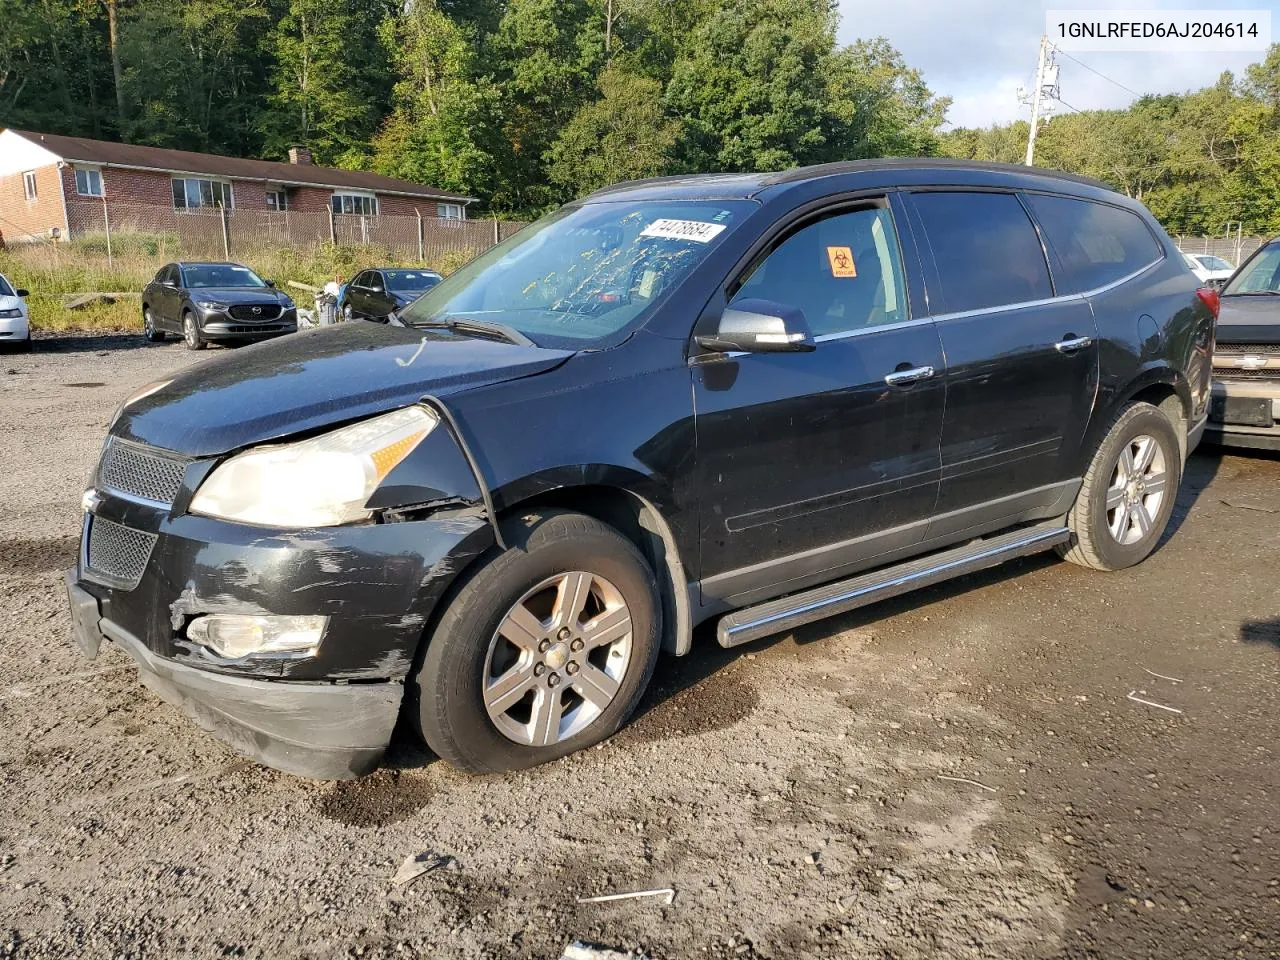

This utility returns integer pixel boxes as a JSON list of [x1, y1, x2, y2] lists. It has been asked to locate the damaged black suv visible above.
[[66, 160, 1216, 779]]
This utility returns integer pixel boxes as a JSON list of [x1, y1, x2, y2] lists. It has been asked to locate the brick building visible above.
[[0, 129, 473, 245]]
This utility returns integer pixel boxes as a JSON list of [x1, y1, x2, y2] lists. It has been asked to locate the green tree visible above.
[[263, 0, 396, 165], [826, 38, 949, 158], [118, 0, 272, 155], [371, 0, 499, 198], [664, 0, 840, 172], [547, 65, 681, 196], [484, 0, 605, 211]]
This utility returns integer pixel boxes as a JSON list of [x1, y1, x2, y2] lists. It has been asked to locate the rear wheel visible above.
[[182, 311, 206, 351], [143, 308, 165, 342], [414, 509, 661, 773], [1059, 402, 1181, 571]]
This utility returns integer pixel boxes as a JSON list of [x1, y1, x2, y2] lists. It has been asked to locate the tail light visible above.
[[1196, 287, 1220, 319]]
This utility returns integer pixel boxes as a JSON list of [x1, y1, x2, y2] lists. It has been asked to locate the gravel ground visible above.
[[1, 334, 1277, 960]]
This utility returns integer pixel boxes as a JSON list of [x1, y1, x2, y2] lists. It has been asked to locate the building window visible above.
[[172, 177, 233, 209], [266, 190, 289, 211], [22, 172, 36, 201], [436, 202, 464, 220], [331, 193, 377, 216], [75, 168, 104, 197]]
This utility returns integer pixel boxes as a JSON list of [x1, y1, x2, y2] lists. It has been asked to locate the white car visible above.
[[0, 273, 31, 351], [1181, 252, 1235, 286]]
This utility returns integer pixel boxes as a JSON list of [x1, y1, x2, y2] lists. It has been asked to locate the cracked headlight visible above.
[[190, 406, 438, 527]]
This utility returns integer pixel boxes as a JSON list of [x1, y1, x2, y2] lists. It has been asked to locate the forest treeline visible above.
[[0, 0, 948, 216], [941, 48, 1280, 236], [4, 0, 1280, 231]]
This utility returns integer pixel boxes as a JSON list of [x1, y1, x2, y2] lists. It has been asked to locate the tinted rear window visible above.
[[1024, 194, 1162, 294], [911, 191, 1053, 313]]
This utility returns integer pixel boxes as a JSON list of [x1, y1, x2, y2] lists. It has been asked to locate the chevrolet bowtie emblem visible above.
[[1234, 355, 1267, 370]]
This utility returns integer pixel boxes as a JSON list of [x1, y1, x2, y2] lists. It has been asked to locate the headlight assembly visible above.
[[189, 406, 439, 527], [196, 300, 228, 310], [0, 308, 22, 319]]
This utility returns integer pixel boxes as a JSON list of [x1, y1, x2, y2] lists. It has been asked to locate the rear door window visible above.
[[910, 191, 1053, 313], [1023, 194, 1163, 294], [730, 204, 909, 337]]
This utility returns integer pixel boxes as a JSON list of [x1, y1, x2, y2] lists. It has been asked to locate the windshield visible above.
[[0, 275, 11, 297], [399, 199, 756, 348], [1223, 243, 1280, 295], [183, 264, 267, 289], [1199, 255, 1232, 271], [384, 270, 441, 295]]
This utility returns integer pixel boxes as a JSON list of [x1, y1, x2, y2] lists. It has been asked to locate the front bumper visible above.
[[0, 313, 30, 341], [198, 305, 297, 340], [67, 572, 401, 778], [68, 491, 493, 776], [1204, 379, 1280, 451]]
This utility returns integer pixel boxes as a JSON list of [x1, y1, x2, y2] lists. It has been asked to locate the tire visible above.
[[143, 308, 165, 342], [1058, 402, 1181, 571], [415, 509, 662, 773], [182, 311, 206, 351]]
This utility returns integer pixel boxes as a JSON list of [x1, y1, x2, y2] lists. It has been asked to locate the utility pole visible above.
[[1019, 36, 1060, 166]]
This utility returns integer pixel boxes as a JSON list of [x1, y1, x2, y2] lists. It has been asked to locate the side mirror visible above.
[[264, 279, 276, 288], [695, 299, 816, 354], [15, 289, 29, 298]]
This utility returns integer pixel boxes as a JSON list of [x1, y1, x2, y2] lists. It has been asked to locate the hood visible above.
[[0, 295, 24, 312], [1216, 295, 1280, 343], [185, 286, 289, 305], [116, 322, 574, 456]]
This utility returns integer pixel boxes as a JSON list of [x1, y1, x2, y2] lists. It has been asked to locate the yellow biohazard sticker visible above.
[[827, 246, 857, 278]]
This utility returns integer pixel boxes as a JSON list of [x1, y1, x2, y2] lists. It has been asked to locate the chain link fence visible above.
[[1174, 234, 1269, 268], [53, 199, 525, 269]]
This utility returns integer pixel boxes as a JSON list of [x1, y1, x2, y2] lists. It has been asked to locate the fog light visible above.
[[186, 614, 327, 660]]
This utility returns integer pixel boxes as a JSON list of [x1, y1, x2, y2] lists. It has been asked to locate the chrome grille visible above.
[[1216, 343, 1280, 355], [85, 516, 156, 588], [229, 303, 282, 321], [98, 438, 187, 505]]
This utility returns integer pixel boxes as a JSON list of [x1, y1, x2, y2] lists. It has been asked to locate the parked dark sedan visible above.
[[341, 267, 442, 322], [141, 261, 297, 350], [70, 160, 1215, 780]]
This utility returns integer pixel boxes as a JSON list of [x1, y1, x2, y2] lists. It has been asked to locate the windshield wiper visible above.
[[409, 315, 536, 347]]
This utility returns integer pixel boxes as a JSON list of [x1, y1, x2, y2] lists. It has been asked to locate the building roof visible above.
[[5, 129, 473, 204]]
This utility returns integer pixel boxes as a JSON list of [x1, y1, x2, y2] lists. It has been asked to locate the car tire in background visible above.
[[1058, 401, 1182, 571], [143, 308, 165, 343], [182, 311, 206, 351], [414, 509, 661, 773]]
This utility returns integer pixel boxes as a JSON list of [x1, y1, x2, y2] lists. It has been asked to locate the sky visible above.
[[836, 0, 1280, 128]]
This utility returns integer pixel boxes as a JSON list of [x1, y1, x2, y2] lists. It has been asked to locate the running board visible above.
[[715, 523, 1070, 648]]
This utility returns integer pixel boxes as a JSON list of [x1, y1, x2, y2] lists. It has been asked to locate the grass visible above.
[[1, 238, 484, 334]]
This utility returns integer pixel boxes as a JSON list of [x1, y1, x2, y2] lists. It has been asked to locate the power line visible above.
[[1056, 48, 1143, 98]]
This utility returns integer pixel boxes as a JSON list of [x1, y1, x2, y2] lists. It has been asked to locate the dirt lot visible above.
[[1, 335, 1277, 960]]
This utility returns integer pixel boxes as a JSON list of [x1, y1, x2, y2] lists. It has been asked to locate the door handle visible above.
[[884, 365, 935, 387], [1054, 335, 1094, 354]]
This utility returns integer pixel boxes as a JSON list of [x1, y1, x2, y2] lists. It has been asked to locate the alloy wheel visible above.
[[483, 571, 633, 747], [144, 310, 155, 338], [1105, 434, 1168, 545], [184, 314, 197, 347]]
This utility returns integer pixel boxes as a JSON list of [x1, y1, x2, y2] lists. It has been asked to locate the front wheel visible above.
[[414, 510, 661, 773], [1058, 401, 1181, 571], [182, 311, 206, 351]]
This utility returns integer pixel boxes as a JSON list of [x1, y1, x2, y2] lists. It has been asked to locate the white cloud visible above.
[[835, 0, 1280, 128]]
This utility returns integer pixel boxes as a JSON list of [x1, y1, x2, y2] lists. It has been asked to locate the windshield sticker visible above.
[[826, 246, 857, 278], [640, 219, 727, 243]]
